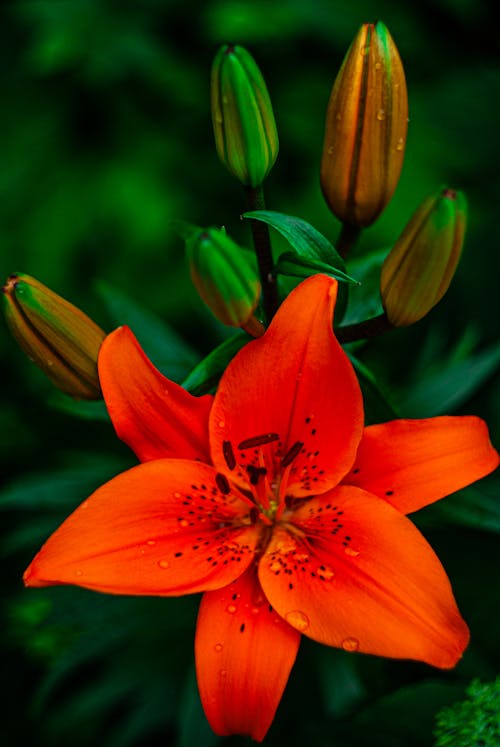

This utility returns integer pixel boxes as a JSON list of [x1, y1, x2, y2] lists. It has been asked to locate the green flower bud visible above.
[[321, 21, 408, 227], [211, 44, 279, 188], [380, 187, 467, 326], [2, 273, 105, 399], [185, 226, 262, 333]]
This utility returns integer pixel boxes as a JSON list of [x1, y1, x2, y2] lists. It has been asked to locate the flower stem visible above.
[[244, 185, 279, 323], [336, 312, 393, 343], [336, 222, 362, 259]]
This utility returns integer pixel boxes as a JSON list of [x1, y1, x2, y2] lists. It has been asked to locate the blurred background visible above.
[[1, 0, 499, 745]]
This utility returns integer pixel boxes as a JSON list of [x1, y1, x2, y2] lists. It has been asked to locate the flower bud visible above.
[[320, 21, 408, 227], [2, 273, 106, 399], [380, 187, 467, 326], [185, 226, 262, 333], [211, 44, 279, 188]]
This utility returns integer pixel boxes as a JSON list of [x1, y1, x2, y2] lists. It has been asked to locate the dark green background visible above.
[[1, 1, 499, 745]]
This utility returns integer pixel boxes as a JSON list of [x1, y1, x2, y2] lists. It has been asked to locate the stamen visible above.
[[222, 440, 236, 470], [215, 473, 231, 494], [246, 464, 267, 485], [238, 433, 280, 449], [281, 441, 304, 468]]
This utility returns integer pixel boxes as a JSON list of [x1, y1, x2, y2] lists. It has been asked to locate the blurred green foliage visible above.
[[1, 0, 499, 745]]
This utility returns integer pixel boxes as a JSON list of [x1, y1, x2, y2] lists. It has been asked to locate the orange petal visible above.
[[24, 460, 259, 596], [345, 416, 499, 513], [98, 326, 213, 462], [210, 275, 363, 497], [259, 486, 469, 669], [195, 565, 300, 741]]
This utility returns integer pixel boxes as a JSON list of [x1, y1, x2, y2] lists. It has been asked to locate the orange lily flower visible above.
[[24, 274, 499, 741]]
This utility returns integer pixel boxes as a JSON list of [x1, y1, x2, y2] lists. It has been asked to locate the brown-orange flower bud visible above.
[[320, 21, 408, 227], [2, 273, 105, 399], [380, 187, 467, 326]]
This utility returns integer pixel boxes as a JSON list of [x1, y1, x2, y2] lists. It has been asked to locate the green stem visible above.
[[336, 222, 362, 259], [244, 185, 279, 322], [336, 312, 393, 343]]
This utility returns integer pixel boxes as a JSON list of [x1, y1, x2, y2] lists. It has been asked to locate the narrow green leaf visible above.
[[276, 251, 359, 285], [396, 339, 500, 417], [182, 331, 250, 395], [418, 475, 500, 534], [347, 352, 399, 424], [95, 281, 198, 383], [48, 392, 110, 421], [243, 209, 345, 267]]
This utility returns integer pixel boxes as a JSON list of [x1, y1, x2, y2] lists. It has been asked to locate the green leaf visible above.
[[276, 251, 359, 285], [48, 392, 110, 421], [243, 209, 346, 267], [396, 336, 500, 417], [347, 352, 399, 424], [182, 331, 249, 395], [341, 247, 386, 325], [418, 475, 500, 534], [96, 281, 199, 383]]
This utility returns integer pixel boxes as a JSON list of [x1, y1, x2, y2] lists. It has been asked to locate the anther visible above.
[[222, 440, 236, 470], [238, 433, 280, 449], [281, 441, 304, 468]]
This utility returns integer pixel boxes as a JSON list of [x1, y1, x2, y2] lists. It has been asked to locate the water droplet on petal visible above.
[[269, 561, 281, 572], [226, 604, 237, 614], [285, 610, 310, 631], [179, 519, 189, 528], [158, 560, 170, 569], [147, 540, 156, 546], [214, 643, 223, 652], [396, 137, 404, 151], [344, 547, 360, 557], [174, 492, 181, 498], [377, 109, 386, 121], [327, 144, 335, 154], [75, 569, 83, 577], [218, 420, 225, 428], [342, 636, 360, 652]]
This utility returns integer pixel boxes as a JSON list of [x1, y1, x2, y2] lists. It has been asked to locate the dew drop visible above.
[[179, 519, 189, 528], [374, 61, 381, 70], [75, 569, 83, 577], [214, 643, 223, 652], [269, 560, 281, 572], [174, 492, 181, 498], [285, 610, 310, 631], [396, 137, 404, 151], [344, 547, 360, 557], [146, 540, 156, 546], [342, 636, 360, 652], [218, 420, 225, 428], [158, 560, 170, 569], [226, 604, 237, 614], [377, 109, 386, 121], [251, 606, 261, 615], [327, 145, 334, 155]]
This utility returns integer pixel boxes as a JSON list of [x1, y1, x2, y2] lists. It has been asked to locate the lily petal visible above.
[[345, 416, 499, 513], [210, 275, 363, 497], [99, 326, 213, 462], [24, 460, 258, 595], [259, 486, 469, 669], [195, 566, 300, 742]]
